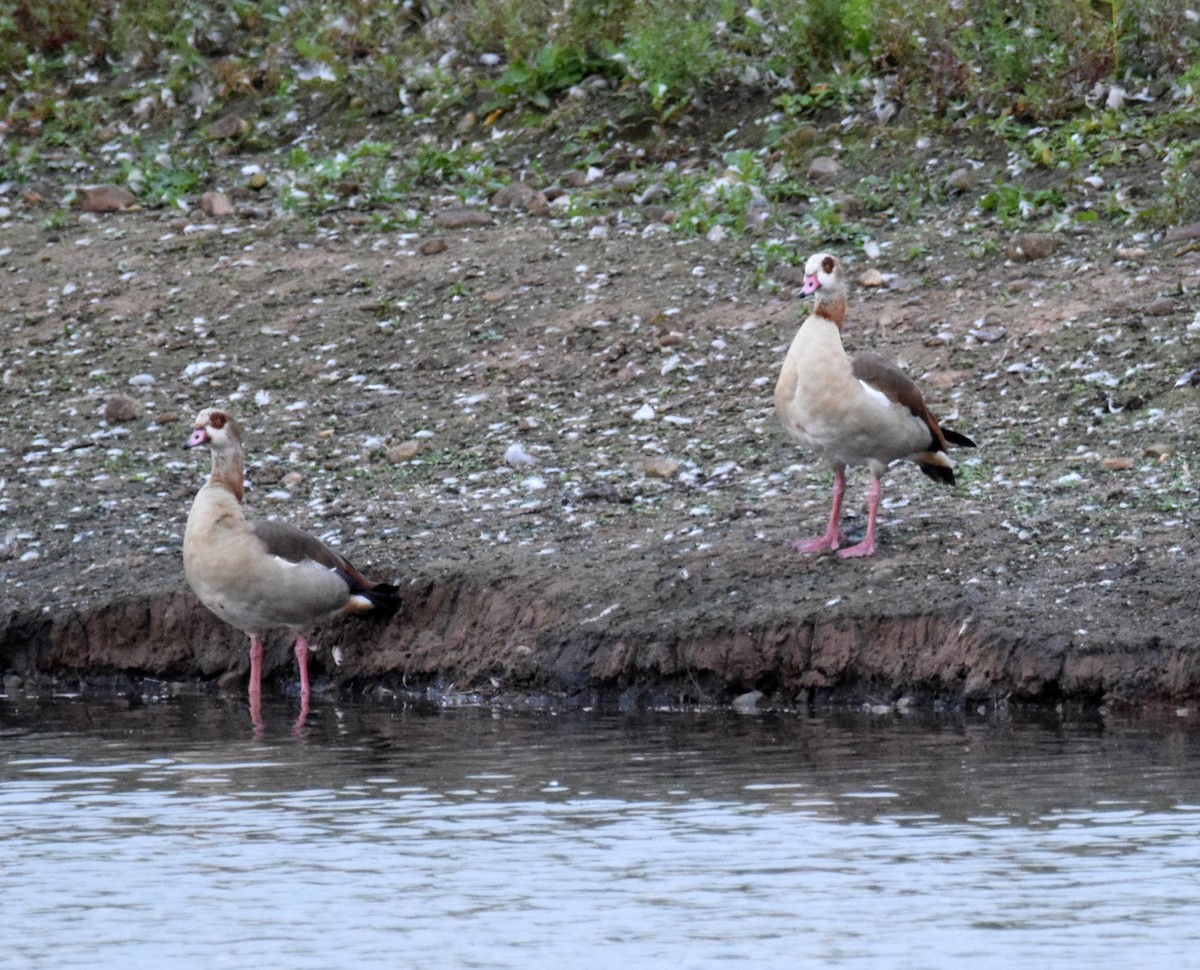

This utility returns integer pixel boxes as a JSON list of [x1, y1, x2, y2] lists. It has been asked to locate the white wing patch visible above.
[[858, 380, 893, 411]]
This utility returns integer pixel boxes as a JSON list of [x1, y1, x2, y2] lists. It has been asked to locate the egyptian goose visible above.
[[774, 253, 975, 558], [183, 407, 399, 718]]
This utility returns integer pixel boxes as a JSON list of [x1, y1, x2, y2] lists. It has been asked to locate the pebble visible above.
[[944, 167, 975, 193], [199, 191, 234, 218], [103, 394, 140, 423], [643, 456, 680, 479], [968, 325, 1007, 344], [858, 268, 885, 288], [808, 156, 841, 182], [1143, 443, 1175, 460], [419, 238, 448, 256], [504, 443, 537, 468], [491, 182, 550, 216], [128, 373, 155, 386], [75, 184, 136, 213], [208, 114, 249, 140], [1115, 246, 1146, 260], [780, 126, 820, 157], [635, 183, 668, 205], [387, 440, 422, 463], [1164, 223, 1200, 242], [1099, 457, 1134, 471], [1146, 296, 1176, 316], [1007, 232, 1057, 261], [247, 172, 268, 191], [435, 208, 494, 229], [632, 403, 656, 422]]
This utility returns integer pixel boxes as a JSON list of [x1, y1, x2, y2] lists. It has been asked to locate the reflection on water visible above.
[[4, 691, 1200, 969]]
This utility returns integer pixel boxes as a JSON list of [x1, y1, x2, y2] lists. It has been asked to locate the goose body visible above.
[[774, 253, 975, 557], [183, 407, 398, 724]]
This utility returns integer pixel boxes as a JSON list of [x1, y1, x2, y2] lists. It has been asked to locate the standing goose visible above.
[[183, 407, 399, 723], [774, 253, 976, 558]]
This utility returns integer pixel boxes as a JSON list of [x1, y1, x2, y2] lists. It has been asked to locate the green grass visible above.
[[3, 0, 1200, 232]]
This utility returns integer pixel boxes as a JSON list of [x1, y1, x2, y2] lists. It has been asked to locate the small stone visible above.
[[75, 184, 136, 212], [632, 403, 656, 422], [1115, 246, 1146, 260], [1007, 232, 1057, 261], [199, 191, 234, 218], [491, 182, 550, 216], [104, 395, 140, 423], [280, 470, 303, 488], [1146, 296, 1176, 316], [127, 373, 155, 387], [858, 268, 885, 288], [435, 208, 494, 229], [387, 440, 421, 463], [780, 126, 820, 157], [247, 172, 268, 191], [419, 238, 448, 256], [1143, 443, 1175, 460], [968, 325, 1007, 343], [504, 443, 537, 467], [944, 167, 975, 193], [208, 114, 250, 140], [1164, 223, 1200, 243], [641, 204, 674, 224], [1099, 457, 1134, 471], [807, 156, 842, 182], [643, 456, 680, 479], [635, 182, 668, 205]]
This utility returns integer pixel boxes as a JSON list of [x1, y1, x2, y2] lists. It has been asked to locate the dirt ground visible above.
[[2, 125, 1199, 712]]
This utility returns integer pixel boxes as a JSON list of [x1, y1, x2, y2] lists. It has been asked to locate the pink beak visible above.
[[184, 427, 209, 449], [801, 273, 820, 295]]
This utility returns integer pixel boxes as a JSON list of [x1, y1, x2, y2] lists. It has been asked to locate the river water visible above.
[[3, 690, 1200, 969]]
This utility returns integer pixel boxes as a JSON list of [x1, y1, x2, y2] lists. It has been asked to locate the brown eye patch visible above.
[[822, 255, 835, 274], [210, 412, 227, 429]]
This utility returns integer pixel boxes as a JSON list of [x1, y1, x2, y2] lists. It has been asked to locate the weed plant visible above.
[[2, 0, 1200, 229]]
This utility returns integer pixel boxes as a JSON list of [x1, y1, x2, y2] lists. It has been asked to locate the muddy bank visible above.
[[1, 158, 1199, 711], [3, 550, 1198, 710]]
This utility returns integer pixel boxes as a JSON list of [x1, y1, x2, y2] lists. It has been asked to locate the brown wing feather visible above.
[[252, 519, 345, 566], [251, 519, 397, 610], [851, 353, 950, 451]]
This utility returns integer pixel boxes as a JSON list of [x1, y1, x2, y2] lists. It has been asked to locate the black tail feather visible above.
[[919, 462, 956, 485], [943, 428, 976, 448], [360, 582, 402, 617]]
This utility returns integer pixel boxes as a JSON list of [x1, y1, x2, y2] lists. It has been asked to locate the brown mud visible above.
[[2, 129, 1199, 713]]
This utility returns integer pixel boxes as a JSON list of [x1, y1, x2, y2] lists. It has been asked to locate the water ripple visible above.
[[4, 695, 1200, 968]]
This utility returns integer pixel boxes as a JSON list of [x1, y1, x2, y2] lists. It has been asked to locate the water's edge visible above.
[[3, 576, 1195, 711]]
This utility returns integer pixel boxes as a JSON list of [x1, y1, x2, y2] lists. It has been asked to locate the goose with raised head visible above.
[[774, 253, 976, 558], [183, 407, 399, 725]]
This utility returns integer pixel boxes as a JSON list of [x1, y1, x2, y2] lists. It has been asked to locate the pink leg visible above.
[[293, 692, 310, 737], [792, 468, 847, 554], [248, 636, 264, 733], [294, 635, 311, 698], [837, 477, 882, 558]]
